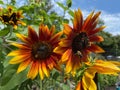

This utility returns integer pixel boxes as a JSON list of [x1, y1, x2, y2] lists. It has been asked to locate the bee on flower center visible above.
[[72, 32, 90, 57], [31, 42, 52, 60]]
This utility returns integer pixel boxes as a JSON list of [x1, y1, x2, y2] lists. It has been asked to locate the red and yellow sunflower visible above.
[[0, 6, 26, 29], [54, 9, 105, 75], [75, 60, 120, 90], [8, 24, 62, 80]]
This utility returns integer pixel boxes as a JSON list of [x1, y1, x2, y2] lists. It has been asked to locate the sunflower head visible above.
[[54, 9, 105, 76], [8, 24, 62, 80], [0, 6, 26, 29]]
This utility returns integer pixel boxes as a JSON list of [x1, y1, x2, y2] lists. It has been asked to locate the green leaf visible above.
[[62, 84, 70, 90], [0, 65, 18, 86], [0, 65, 28, 90], [0, 62, 4, 78], [68, 9, 74, 17], [0, 28, 10, 36], [57, 2, 68, 11], [66, 0, 72, 8], [0, 0, 4, 4]]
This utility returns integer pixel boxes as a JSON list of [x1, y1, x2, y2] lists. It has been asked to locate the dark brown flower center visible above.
[[1, 15, 10, 22], [31, 42, 52, 60], [72, 32, 89, 56]]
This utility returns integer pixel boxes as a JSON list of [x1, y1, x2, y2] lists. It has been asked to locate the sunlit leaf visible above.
[[66, 0, 72, 8], [57, 2, 68, 11], [0, 28, 10, 36], [0, 65, 28, 90], [0, 0, 4, 4]]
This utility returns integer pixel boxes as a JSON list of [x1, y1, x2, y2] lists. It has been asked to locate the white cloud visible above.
[[82, 10, 120, 35], [100, 12, 120, 35]]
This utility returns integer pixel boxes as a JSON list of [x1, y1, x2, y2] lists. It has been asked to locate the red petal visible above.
[[28, 26, 39, 43], [73, 9, 83, 32], [87, 44, 105, 53], [89, 35, 104, 42]]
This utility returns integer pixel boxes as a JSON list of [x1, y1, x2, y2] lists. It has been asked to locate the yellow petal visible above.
[[75, 82, 81, 90], [9, 55, 28, 64], [65, 55, 73, 73], [53, 46, 66, 54], [7, 50, 21, 56], [63, 24, 72, 36], [27, 61, 39, 79], [73, 8, 83, 32], [13, 25, 17, 30], [39, 63, 44, 80], [42, 62, 50, 77], [89, 79, 97, 90], [93, 60, 120, 75], [11, 43, 30, 49], [17, 59, 31, 73], [59, 39, 71, 47], [61, 49, 72, 62], [16, 33, 30, 43]]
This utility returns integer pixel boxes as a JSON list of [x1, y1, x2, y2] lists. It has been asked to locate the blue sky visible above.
[[53, 0, 120, 35], [72, 0, 120, 14]]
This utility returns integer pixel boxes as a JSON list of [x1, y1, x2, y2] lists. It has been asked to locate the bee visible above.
[[75, 50, 83, 58]]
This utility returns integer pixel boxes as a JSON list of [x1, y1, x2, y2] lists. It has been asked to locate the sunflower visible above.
[[75, 60, 120, 90], [0, 6, 26, 29], [8, 24, 62, 80], [54, 9, 105, 75]]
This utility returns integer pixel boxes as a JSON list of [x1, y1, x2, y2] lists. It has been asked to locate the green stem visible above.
[[40, 80, 43, 90]]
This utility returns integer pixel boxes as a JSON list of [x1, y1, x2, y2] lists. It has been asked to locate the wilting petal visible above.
[[17, 59, 31, 73], [89, 35, 104, 42], [87, 44, 105, 53], [27, 61, 39, 79]]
